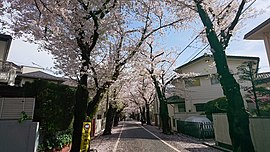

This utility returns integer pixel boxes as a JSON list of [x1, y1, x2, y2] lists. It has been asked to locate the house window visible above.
[[178, 103, 186, 112], [210, 74, 219, 85], [194, 103, 205, 112], [185, 78, 201, 87]]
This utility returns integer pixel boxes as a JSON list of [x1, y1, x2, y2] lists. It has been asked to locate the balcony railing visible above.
[[0, 60, 14, 72]]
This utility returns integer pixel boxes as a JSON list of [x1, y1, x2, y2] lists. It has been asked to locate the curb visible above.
[[202, 142, 232, 152]]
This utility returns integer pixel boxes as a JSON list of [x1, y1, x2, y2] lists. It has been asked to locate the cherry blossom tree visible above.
[[102, 86, 124, 135], [124, 74, 156, 125], [137, 77, 156, 125], [1, 1, 120, 150], [133, 40, 177, 133], [102, 71, 131, 135], [1, 0, 194, 150]]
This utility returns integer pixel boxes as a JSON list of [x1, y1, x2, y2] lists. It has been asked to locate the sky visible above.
[[6, 0, 270, 75]]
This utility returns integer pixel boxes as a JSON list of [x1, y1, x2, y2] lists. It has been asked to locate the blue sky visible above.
[[6, 0, 270, 74]]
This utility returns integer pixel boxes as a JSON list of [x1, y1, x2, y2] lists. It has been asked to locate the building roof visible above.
[[175, 54, 260, 72], [17, 71, 64, 82], [244, 18, 270, 40], [257, 72, 270, 79], [256, 72, 270, 84]]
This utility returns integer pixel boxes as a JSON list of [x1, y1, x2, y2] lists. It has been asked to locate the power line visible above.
[[164, 31, 203, 74], [183, 0, 257, 64], [186, 44, 209, 62], [164, 0, 235, 74]]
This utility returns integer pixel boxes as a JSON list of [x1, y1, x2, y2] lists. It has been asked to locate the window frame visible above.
[[210, 74, 220, 85], [184, 78, 201, 87]]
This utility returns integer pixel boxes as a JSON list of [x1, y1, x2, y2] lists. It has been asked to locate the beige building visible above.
[[169, 54, 259, 120]]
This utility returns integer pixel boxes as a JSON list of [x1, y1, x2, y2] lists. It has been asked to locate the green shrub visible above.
[[204, 97, 228, 121], [23, 80, 75, 151], [259, 103, 270, 116], [38, 129, 72, 151]]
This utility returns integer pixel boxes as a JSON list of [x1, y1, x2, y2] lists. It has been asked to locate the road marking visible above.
[[113, 123, 124, 152], [141, 126, 181, 152]]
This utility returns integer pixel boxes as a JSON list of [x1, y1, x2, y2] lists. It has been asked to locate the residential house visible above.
[[15, 65, 65, 86], [167, 54, 259, 130], [0, 33, 107, 137], [244, 17, 270, 66]]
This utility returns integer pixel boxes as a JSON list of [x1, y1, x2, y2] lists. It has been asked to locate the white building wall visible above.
[[173, 56, 258, 112], [184, 76, 224, 112], [21, 66, 43, 74]]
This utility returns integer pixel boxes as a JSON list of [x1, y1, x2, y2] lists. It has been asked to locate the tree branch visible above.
[[38, 0, 52, 13], [223, 0, 246, 48]]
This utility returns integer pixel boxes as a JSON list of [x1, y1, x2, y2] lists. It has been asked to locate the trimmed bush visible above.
[[24, 80, 75, 151], [204, 97, 228, 121]]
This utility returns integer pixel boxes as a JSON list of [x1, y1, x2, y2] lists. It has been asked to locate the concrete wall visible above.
[[213, 114, 270, 152], [0, 120, 39, 152], [95, 119, 105, 136], [249, 117, 270, 152], [212, 114, 232, 146]]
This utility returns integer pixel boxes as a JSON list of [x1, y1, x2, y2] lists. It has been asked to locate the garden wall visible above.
[[213, 113, 270, 152], [0, 120, 39, 152]]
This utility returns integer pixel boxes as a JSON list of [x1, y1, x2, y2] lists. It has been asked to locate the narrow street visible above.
[[91, 121, 222, 152]]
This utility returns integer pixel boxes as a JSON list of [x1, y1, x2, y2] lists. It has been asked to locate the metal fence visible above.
[[177, 120, 214, 139]]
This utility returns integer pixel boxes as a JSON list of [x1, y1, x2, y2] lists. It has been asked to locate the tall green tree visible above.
[[194, 0, 255, 151], [237, 61, 260, 116], [237, 61, 270, 116]]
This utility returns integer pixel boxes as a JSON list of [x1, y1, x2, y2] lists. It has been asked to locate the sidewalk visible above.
[[90, 123, 123, 151], [142, 124, 222, 152], [90, 121, 223, 152]]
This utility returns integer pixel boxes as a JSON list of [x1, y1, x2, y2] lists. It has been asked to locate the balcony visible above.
[[0, 61, 19, 85]]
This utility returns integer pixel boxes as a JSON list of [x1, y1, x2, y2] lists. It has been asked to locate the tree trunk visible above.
[[86, 88, 106, 119], [146, 103, 151, 125], [70, 74, 89, 152], [113, 111, 120, 127], [151, 75, 170, 134], [142, 106, 146, 123], [103, 103, 116, 135], [195, 1, 255, 151]]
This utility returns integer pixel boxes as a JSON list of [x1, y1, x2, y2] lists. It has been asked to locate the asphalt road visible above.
[[114, 121, 181, 152], [91, 121, 221, 152]]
